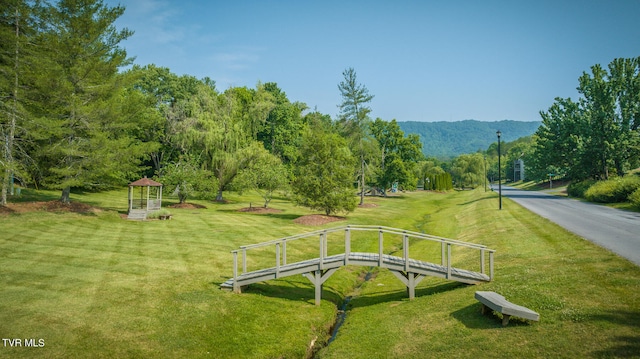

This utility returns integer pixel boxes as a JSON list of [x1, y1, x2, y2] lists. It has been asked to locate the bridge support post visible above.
[[303, 269, 338, 306], [390, 271, 426, 300], [232, 251, 240, 293]]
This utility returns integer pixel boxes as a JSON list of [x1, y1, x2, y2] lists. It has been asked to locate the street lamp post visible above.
[[497, 130, 502, 210]]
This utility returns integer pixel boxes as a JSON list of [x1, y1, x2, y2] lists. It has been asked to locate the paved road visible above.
[[494, 185, 640, 266]]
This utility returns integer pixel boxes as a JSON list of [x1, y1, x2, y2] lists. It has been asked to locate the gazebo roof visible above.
[[129, 177, 163, 187]]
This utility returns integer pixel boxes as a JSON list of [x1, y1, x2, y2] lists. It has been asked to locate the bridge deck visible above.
[[220, 252, 489, 290]]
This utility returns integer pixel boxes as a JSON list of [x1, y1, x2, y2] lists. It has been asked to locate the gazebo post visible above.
[[146, 185, 150, 212], [128, 186, 132, 212]]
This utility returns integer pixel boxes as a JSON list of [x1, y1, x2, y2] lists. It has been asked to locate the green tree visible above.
[[451, 153, 484, 189], [370, 118, 423, 194], [234, 145, 288, 208], [338, 67, 374, 205], [0, 0, 39, 205], [28, 0, 152, 202], [532, 98, 585, 181], [130, 65, 203, 175], [258, 82, 306, 165], [293, 123, 357, 216], [608, 57, 640, 174], [532, 58, 640, 182], [417, 159, 445, 189], [579, 64, 617, 179], [159, 154, 215, 204], [179, 84, 273, 202]]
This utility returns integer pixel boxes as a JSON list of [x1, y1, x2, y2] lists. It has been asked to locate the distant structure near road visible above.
[[514, 159, 525, 181]]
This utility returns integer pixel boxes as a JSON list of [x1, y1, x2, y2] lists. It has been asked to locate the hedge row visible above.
[[569, 175, 640, 209]]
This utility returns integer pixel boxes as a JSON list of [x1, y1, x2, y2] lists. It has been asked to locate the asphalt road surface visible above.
[[495, 185, 640, 266]]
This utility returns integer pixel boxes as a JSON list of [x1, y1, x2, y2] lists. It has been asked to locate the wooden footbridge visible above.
[[221, 225, 495, 305]]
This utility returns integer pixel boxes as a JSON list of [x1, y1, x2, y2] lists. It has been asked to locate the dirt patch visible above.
[[293, 214, 345, 226], [167, 202, 207, 209], [0, 200, 97, 216], [238, 207, 282, 214]]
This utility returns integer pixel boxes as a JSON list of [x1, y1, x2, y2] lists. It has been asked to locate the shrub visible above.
[[584, 176, 640, 203], [567, 179, 597, 198], [629, 188, 640, 209], [147, 209, 172, 219]]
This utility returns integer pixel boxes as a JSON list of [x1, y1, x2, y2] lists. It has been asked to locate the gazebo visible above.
[[127, 177, 163, 220]]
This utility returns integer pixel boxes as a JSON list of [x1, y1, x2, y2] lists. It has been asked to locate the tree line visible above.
[[482, 57, 639, 189], [6, 1, 633, 211], [1, 0, 442, 214], [444, 57, 639, 192]]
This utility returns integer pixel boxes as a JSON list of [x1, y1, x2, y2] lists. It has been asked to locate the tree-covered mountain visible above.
[[397, 120, 541, 158]]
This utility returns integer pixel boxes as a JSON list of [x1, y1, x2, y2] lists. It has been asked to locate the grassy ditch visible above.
[[1, 188, 639, 358]]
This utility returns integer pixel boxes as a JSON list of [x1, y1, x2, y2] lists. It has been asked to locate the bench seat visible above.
[[475, 291, 539, 326]]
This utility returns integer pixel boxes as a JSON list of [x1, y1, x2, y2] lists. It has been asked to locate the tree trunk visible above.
[[216, 188, 224, 202], [2, 8, 20, 207], [359, 156, 365, 205], [1, 170, 7, 206], [60, 186, 71, 203]]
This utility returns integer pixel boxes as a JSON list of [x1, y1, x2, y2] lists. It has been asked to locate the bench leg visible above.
[[502, 314, 511, 326], [481, 304, 488, 315]]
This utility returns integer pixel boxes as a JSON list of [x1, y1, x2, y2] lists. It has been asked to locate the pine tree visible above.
[[338, 67, 374, 205], [29, 0, 147, 202], [0, 0, 39, 205]]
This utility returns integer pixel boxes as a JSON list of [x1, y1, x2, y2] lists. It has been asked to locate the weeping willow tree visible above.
[[178, 83, 274, 202]]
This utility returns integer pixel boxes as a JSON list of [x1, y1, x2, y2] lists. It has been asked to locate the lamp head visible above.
[[496, 130, 501, 138]]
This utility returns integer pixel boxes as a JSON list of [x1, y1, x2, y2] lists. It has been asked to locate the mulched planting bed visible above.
[[238, 207, 282, 214], [0, 201, 96, 215], [293, 214, 345, 226]]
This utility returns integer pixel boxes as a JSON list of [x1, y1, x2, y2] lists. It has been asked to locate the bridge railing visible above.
[[231, 225, 495, 290]]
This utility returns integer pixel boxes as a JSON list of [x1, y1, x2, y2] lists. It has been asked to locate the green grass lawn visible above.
[[1, 188, 639, 358]]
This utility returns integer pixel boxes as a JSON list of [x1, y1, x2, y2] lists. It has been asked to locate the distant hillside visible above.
[[397, 120, 541, 158]]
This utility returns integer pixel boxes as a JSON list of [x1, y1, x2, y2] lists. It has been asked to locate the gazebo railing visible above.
[[148, 199, 162, 211]]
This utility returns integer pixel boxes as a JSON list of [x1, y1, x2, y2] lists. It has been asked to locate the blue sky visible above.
[[107, 0, 640, 122]]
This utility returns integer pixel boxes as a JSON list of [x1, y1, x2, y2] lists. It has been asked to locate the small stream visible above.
[[327, 296, 352, 344], [311, 270, 374, 357]]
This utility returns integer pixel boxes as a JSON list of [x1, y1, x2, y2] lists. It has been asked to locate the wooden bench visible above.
[[475, 291, 539, 326]]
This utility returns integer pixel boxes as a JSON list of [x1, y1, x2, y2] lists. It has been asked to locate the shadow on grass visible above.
[[223, 279, 469, 308], [263, 213, 303, 221], [7, 189, 60, 203], [451, 302, 535, 329], [458, 196, 494, 206], [348, 281, 467, 309], [591, 310, 640, 358], [239, 280, 343, 305], [215, 209, 302, 221]]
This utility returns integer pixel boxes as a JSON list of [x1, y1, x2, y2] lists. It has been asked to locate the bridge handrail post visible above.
[[480, 248, 485, 274], [489, 250, 495, 280], [242, 248, 247, 274], [323, 230, 328, 258], [378, 228, 384, 267], [319, 233, 324, 270], [447, 243, 452, 279], [403, 232, 409, 272], [283, 240, 287, 265], [276, 242, 280, 278], [441, 240, 445, 267], [345, 227, 351, 265]]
